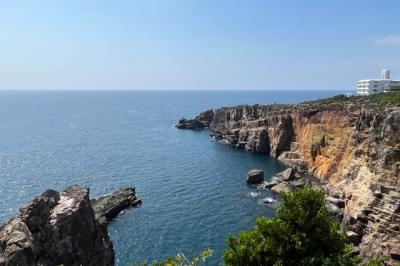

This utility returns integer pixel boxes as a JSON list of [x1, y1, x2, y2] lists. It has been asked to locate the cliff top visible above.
[[307, 91, 400, 108]]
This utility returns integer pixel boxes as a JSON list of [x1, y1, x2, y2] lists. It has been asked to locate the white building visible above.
[[357, 69, 400, 96]]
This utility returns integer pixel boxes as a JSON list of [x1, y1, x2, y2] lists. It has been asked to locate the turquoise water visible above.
[[0, 90, 341, 265]]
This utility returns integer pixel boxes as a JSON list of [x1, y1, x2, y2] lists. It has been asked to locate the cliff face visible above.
[[178, 94, 400, 263], [0, 186, 141, 266]]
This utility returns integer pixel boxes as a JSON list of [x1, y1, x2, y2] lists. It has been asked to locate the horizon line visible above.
[[0, 88, 349, 92]]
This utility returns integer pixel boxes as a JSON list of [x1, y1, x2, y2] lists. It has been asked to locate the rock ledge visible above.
[[0, 185, 140, 266]]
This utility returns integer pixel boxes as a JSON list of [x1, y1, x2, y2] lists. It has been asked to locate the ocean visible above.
[[0, 90, 341, 265]]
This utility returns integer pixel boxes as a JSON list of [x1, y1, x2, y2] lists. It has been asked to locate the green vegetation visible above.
[[224, 186, 360, 266], [306, 91, 400, 107], [312, 94, 355, 105], [136, 249, 213, 266], [368, 91, 400, 106], [136, 187, 389, 266], [364, 256, 388, 266]]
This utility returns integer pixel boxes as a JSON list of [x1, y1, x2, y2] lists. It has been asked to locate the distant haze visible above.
[[1, 0, 399, 91]]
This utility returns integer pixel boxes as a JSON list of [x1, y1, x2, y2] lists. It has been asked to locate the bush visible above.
[[136, 249, 213, 266], [224, 186, 360, 266]]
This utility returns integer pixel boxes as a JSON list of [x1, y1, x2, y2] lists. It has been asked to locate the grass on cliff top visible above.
[[308, 91, 400, 107], [367, 91, 400, 106]]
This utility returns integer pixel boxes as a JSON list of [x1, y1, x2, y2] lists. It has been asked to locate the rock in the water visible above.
[[271, 182, 293, 194], [0, 185, 114, 266], [262, 197, 276, 204], [257, 181, 279, 190], [246, 169, 264, 184], [175, 109, 214, 129], [175, 118, 205, 129], [91, 187, 141, 225]]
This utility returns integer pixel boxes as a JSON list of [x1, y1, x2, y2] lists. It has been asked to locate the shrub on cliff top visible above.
[[368, 91, 400, 106], [224, 186, 359, 266]]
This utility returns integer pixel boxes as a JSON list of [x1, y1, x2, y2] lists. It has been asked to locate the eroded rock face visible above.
[[175, 109, 214, 129], [208, 105, 292, 155], [177, 95, 400, 263], [0, 186, 115, 266], [91, 187, 142, 225]]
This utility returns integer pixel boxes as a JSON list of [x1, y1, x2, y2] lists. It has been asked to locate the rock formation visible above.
[[92, 187, 142, 225], [177, 93, 400, 264], [246, 169, 264, 184], [175, 109, 214, 129], [0, 185, 141, 266], [257, 166, 310, 195]]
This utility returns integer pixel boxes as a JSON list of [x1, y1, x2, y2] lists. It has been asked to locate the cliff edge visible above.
[[177, 92, 400, 264]]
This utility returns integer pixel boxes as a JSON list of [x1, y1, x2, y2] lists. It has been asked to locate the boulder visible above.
[[277, 152, 308, 168], [246, 169, 264, 184], [274, 167, 305, 182], [289, 177, 307, 188], [271, 183, 293, 194], [280, 168, 296, 181], [265, 181, 279, 189]]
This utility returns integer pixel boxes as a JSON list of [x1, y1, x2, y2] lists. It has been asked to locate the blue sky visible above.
[[0, 0, 399, 90]]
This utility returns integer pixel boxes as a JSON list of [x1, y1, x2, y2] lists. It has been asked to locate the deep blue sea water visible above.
[[0, 90, 341, 265]]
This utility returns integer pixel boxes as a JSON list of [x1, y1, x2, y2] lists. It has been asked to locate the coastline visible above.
[[176, 92, 400, 263]]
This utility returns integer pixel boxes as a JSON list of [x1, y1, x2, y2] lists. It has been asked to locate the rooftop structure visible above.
[[381, 69, 390, 80]]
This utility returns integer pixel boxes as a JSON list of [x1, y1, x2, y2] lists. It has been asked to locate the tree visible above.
[[224, 186, 360, 266]]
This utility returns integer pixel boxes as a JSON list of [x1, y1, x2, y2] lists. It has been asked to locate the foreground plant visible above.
[[137, 248, 213, 266], [224, 186, 360, 266]]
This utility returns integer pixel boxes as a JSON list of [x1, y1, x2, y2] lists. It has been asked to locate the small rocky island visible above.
[[176, 93, 400, 264], [0, 185, 141, 266]]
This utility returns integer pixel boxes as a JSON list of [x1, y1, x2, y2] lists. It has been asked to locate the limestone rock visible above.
[[91, 187, 141, 225], [175, 109, 214, 129], [346, 230, 362, 245], [177, 94, 400, 262], [0, 186, 114, 266], [279, 168, 296, 181], [289, 177, 307, 188], [271, 183, 293, 195], [258, 181, 279, 190], [246, 169, 264, 184], [0, 186, 141, 266]]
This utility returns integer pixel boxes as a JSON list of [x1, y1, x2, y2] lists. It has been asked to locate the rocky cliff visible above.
[[0, 185, 141, 266], [177, 93, 400, 264]]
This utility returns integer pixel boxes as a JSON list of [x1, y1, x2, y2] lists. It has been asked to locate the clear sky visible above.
[[1, 0, 400, 90]]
